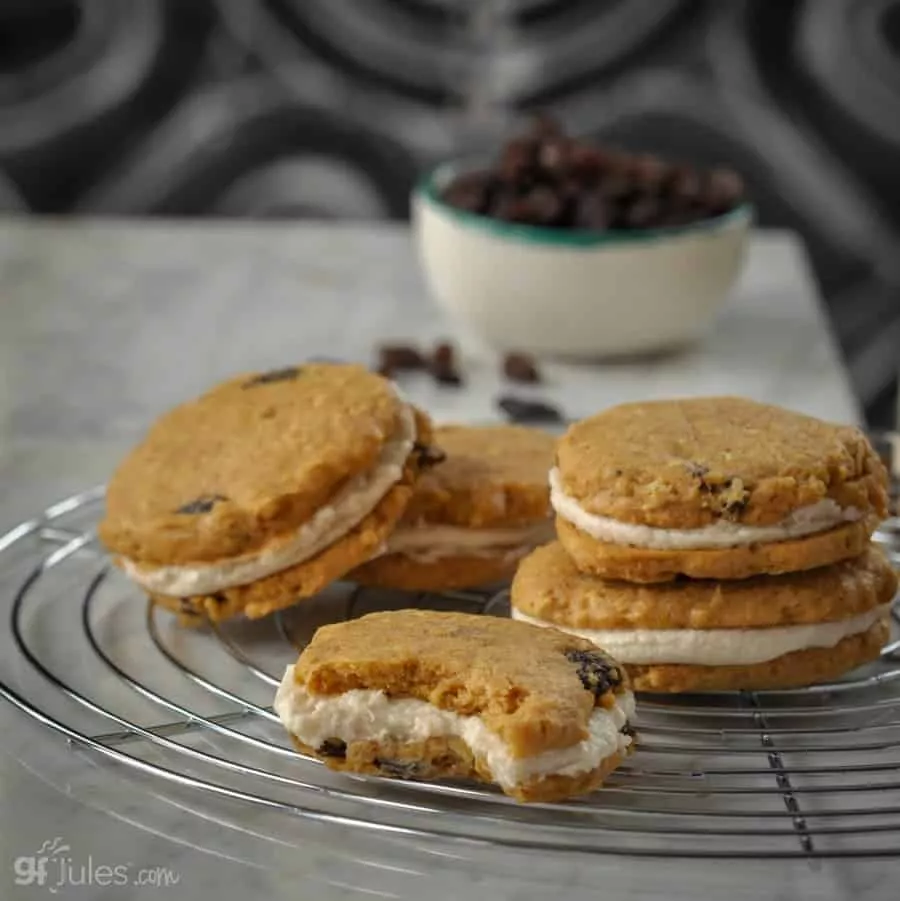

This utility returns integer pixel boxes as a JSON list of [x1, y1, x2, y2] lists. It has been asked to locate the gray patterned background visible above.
[[1, 0, 897, 425]]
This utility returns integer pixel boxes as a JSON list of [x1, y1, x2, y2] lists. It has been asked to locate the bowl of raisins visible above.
[[413, 117, 752, 358]]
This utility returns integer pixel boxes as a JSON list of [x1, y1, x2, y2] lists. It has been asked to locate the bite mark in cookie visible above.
[[274, 610, 635, 802]]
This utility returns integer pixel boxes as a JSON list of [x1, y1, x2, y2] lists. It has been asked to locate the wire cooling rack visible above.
[[0, 485, 898, 862]]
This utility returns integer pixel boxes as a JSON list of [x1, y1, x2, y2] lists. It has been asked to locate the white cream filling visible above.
[[274, 665, 634, 789], [122, 403, 417, 596], [511, 606, 889, 667], [384, 520, 555, 564], [549, 467, 861, 550]]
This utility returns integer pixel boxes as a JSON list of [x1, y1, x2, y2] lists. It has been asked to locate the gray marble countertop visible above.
[[0, 219, 888, 900]]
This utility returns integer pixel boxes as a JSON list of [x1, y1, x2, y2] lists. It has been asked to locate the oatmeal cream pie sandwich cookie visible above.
[[512, 542, 896, 692], [552, 397, 889, 583], [274, 610, 635, 802], [350, 424, 556, 591], [99, 363, 439, 623]]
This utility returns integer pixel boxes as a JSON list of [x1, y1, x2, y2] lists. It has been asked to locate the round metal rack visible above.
[[0, 486, 899, 861]]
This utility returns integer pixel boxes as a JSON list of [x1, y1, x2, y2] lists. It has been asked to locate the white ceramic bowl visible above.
[[413, 163, 753, 358]]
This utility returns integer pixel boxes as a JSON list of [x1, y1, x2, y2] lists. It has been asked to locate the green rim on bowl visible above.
[[415, 162, 754, 247]]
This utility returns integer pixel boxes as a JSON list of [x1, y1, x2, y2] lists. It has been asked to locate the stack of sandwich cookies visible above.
[[99, 363, 437, 623], [351, 424, 556, 591], [274, 610, 635, 802], [511, 397, 895, 692]]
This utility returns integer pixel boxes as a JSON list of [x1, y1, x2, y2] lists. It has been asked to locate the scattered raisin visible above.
[[374, 758, 422, 779], [175, 494, 227, 515], [503, 352, 541, 384], [377, 343, 427, 377], [432, 341, 455, 367], [565, 649, 622, 699], [318, 738, 347, 759], [497, 394, 563, 425], [243, 366, 301, 387], [429, 340, 463, 386]]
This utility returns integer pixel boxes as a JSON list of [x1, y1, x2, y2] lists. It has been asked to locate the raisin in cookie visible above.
[[553, 397, 888, 582], [512, 542, 896, 692], [99, 363, 439, 622], [274, 610, 635, 802], [350, 424, 556, 591]]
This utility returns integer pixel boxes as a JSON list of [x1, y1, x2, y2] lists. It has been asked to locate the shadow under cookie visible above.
[[350, 551, 522, 592]]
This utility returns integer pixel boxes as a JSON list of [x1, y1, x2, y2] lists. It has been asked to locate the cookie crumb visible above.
[[376, 344, 427, 378], [429, 340, 463, 386]]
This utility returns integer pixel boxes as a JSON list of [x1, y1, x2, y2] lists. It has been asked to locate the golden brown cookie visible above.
[[102, 363, 420, 564], [274, 610, 635, 802], [553, 397, 888, 580], [100, 364, 438, 620], [625, 620, 889, 693], [350, 424, 555, 591], [556, 397, 888, 528], [512, 541, 897, 630]]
